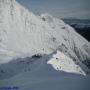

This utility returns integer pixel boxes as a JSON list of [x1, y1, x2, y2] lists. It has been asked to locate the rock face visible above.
[[0, 0, 90, 75]]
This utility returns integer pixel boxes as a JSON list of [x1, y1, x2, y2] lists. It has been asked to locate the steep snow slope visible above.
[[40, 14, 90, 66], [0, 0, 90, 76]]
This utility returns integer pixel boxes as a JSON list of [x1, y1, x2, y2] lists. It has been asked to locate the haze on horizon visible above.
[[17, 0, 90, 19]]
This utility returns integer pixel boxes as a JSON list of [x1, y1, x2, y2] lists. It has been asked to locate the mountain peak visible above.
[[0, 0, 90, 75]]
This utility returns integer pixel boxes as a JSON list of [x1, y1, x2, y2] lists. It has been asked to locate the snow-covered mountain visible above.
[[0, 0, 90, 89]]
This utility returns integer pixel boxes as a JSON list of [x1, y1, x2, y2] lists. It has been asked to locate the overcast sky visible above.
[[17, 0, 90, 19]]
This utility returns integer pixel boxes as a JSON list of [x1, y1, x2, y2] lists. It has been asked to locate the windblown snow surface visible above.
[[0, 0, 90, 90]]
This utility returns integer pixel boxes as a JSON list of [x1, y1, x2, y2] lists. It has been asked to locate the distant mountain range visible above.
[[63, 19, 90, 42]]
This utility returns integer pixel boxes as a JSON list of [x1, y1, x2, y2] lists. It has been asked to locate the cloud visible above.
[[17, 0, 90, 19]]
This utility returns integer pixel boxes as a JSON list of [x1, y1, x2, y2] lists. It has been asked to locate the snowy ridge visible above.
[[0, 50, 87, 80], [47, 50, 86, 75]]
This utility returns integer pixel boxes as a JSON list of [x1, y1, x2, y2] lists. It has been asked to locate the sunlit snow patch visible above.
[[47, 50, 86, 75]]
